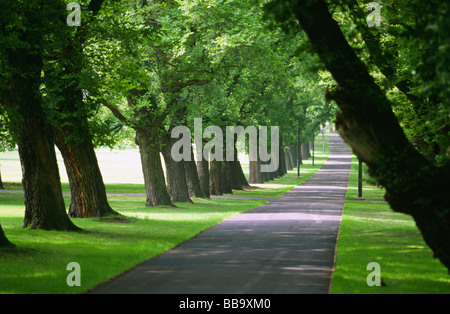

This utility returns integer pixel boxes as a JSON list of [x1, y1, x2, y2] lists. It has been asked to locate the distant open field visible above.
[[0, 148, 252, 185]]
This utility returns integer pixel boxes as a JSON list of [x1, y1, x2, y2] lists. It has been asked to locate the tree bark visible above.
[[54, 127, 118, 218], [288, 143, 296, 167], [227, 130, 250, 189], [262, 160, 272, 181], [0, 166, 4, 190], [293, 0, 450, 271], [0, 224, 14, 248], [196, 158, 211, 199], [248, 158, 263, 184], [1, 49, 79, 231], [248, 128, 263, 184], [221, 143, 233, 194], [229, 159, 250, 190], [209, 160, 223, 195], [285, 148, 293, 171], [306, 142, 311, 159], [161, 133, 192, 203], [222, 161, 233, 194], [301, 143, 308, 161], [184, 146, 205, 199], [136, 129, 174, 207], [278, 141, 287, 176]]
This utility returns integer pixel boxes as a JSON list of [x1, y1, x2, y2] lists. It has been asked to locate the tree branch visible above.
[[100, 99, 128, 124]]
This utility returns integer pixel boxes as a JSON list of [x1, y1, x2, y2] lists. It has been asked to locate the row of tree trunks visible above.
[[209, 159, 250, 195], [208, 135, 250, 194], [249, 137, 313, 184], [136, 121, 253, 205]]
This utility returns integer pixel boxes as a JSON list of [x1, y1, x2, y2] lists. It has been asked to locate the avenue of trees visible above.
[[0, 1, 331, 244], [1, 0, 449, 273]]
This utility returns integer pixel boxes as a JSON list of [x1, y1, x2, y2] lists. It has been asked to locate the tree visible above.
[[0, 1, 79, 231], [41, 0, 118, 218], [335, 0, 448, 164], [98, 0, 270, 204], [160, 107, 193, 203], [265, 0, 450, 271]]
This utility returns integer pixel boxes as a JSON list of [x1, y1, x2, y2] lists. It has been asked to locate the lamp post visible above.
[[355, 157, 365, 200], [297, 128, 300, 178], [312, 131, 315, 166], [322, 128, 326, 154]]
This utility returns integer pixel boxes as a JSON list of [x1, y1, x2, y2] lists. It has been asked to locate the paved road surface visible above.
[[90, 134, 352, 294]]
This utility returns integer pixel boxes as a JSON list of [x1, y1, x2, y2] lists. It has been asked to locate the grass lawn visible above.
[[0, 194, 267, 294], [0, 134, 330, 294], [330, 155, 450, 294]]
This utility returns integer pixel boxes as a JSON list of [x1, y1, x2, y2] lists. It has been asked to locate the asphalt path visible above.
[[89, 134, 352, 294]]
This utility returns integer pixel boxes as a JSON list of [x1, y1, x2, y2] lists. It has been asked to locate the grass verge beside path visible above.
[[331, 155, 450, 294], [0, 195, 266, 294], [0, 134, 330, 294]]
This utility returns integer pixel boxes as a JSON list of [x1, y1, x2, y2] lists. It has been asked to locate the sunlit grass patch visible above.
[[331, 156, 450, 294]]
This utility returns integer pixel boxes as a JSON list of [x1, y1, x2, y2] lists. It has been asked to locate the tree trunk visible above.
[[54, 127, 118, 218], [19, 115, 80, 230], [0, 224, 14, 248], [248, 158, 263, 184], [209, 160, 223, 195], [288, 144, 296, 167], [229, 159, 250, 190], [306, 142, 312, 159], [161, 134, 192, 203], [184, 146, 205, 199], [301, 143, 308, 160], [196, 158, 210, 199], [263, 161, 273, 181], [136, 129, 174, 207], [0, 166, 4, 190], [294, 0, 450, 271], [227, 130, 249, 190], [285, 148, 293, 171], [221, 144, 233, 194], [1, 49, 79, 231], [222, 161, 233, 194], [278, 142, 287, 176]]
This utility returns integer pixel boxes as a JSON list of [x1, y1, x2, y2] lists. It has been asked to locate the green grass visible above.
[[344, 157, 385, 201], [0, 193, 268, 294], [0, 134, 330, 294], [330, 155, 450, 294]]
